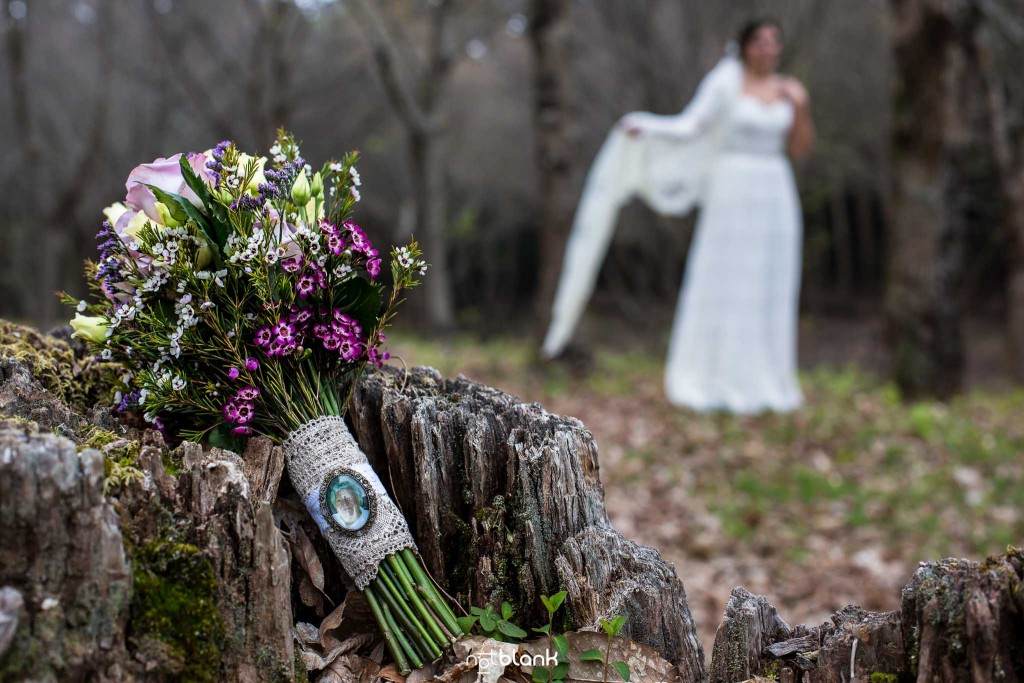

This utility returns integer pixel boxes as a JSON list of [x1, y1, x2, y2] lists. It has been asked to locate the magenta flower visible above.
[[281, 256, 303, 273], [237, 386, 259, 401], [227, 367, 240, 380], [366, 257, 381, 280], [245, 357, 259, 371], [254, 326, 274, 347], [232, 426, 253, 436], [296, 274, 316, 298]]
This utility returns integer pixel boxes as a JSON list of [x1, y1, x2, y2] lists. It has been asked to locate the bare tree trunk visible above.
[[353, 0, 455, 331], [884, 0, 980, 398], [530, 0, 579, 326], [977, 25, 1024, 380]]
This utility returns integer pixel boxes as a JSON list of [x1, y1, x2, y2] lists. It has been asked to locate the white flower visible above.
[[200, 301, 216, 311], [329, 162, 343, 173], [269, 144, 282, 156], [349, 166, 361, 186], [100, 349, 113, 360], [76, 300, 87, 312], [139, 388, 149, 403], [350, 187, 361, 202], [171, 377, 186, 391]]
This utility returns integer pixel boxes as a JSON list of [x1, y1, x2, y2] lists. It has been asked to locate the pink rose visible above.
[[125, 152, 213, 222]]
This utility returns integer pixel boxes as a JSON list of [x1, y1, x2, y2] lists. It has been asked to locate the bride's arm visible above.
[[782, 77, 815, 160], [622, 63, 731, 140]]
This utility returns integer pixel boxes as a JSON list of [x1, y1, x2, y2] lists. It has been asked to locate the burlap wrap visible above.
[[284, 415, 416, 589]]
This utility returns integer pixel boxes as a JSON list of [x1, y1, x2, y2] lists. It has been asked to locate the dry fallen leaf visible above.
[[292, 524, 326, 590], [299, 575, 323, 609], [376, 662, 406, 683], [517, 631, 682, 683], [319, 599, 348, 649], [294, 621, 321, 645]]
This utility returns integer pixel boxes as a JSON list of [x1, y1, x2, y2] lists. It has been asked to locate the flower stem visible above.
[[400, 548, 463, 639], [386, 554, 448, 646], [363, 584, 410, 675], [378, 565, 443, 657]]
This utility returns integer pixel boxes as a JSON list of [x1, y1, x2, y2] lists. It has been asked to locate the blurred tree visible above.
[[351, 0, 457, 331], [529, 0, 577, 323], [977, 1, 1024, 379], [885, 0, 983, 398]]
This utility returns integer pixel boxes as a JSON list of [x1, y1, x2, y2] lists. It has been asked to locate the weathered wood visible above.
[[348, 366, 707, 681], [709, 550, 1024, 682]]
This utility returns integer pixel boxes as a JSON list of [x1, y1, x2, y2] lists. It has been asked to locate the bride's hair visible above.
[[737, 18, 783, 61]]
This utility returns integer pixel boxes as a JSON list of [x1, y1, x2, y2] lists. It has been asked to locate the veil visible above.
[[541, 47, 743, 358]]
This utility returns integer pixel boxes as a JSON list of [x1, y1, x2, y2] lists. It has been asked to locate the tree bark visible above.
[[348, 365, 708, 679], [884, 0, 981, 398], [530, 0, 579, 324], [709, 552, 1024, 683]]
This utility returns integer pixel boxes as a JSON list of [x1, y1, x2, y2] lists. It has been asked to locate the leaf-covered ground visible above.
[[388, 328, 1024, 650]]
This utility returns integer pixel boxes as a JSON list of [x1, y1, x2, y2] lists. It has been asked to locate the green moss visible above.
[[869, 674, 899, 683], [0, 320, 117, 413], [762, 659, 780, 680], [80, 426, 144, 493], [130, 538, 225, 682]]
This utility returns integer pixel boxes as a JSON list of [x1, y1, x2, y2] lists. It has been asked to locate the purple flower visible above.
[[281, 256, 303, 274], [227, 367, 240, 380], [254, 326, 274, 347], [232, 426, 253, 436], [366, 257, 381, 280], [337, 338, 364, 362], [296, 274, 316, 298], [345, 222, 373, 255], [367, 346, 390, 368], [235, 402, 255, 424], [222, 401, 241, 422], [327, 233, 346, 255], [237, 385, 259, 401], [290, 306, 313, 325], [245, 357, 259, 371]]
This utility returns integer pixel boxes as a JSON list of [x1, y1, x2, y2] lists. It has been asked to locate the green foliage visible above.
[[130, 538, 225, 682], [464, 602, 527, 642]]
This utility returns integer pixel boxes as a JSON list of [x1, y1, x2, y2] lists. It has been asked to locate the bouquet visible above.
[[65, 130, 461, 674]]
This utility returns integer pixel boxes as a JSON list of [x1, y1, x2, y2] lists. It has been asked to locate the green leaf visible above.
[[532, 666, 550, 683], [179, 153, 229, 229], [144, 185, 222, 260], [456, 616, 478, 635], [611, 661, 631, 682], [479, 611, 498, 632], [532, 624, 551, 635], [208, 424, 246, 453], [601, 615, 627, 638], [333, 277, 384, 333], [496, 619, 526, 639], [469, 606, 485, 617], [540, 595, 552, 612], [501, 602, 513, 620], [551, 662, 569, 680], [578, 649, 604, 662], [552, 635, 569, 661], [547, 590, 567, 614]]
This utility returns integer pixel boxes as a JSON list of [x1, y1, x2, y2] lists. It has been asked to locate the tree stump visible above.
[[708, 551, 1024, 682], [348, 366, 707, 680]]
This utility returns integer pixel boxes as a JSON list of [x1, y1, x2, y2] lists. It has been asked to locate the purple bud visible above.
[[245, 357, 259, 371], [227, 367, 240, 380]]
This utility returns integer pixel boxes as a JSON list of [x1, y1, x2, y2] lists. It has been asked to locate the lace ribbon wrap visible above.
[[284, 416, 416, 590]]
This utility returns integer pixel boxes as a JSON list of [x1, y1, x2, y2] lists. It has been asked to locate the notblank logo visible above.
[[468, 649, 559, 680]]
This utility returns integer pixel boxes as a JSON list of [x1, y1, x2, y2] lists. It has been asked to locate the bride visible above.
[[542, 19, 814, 413]]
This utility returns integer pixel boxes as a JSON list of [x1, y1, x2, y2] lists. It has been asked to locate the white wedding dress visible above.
[[542, 50, 803, 413]]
